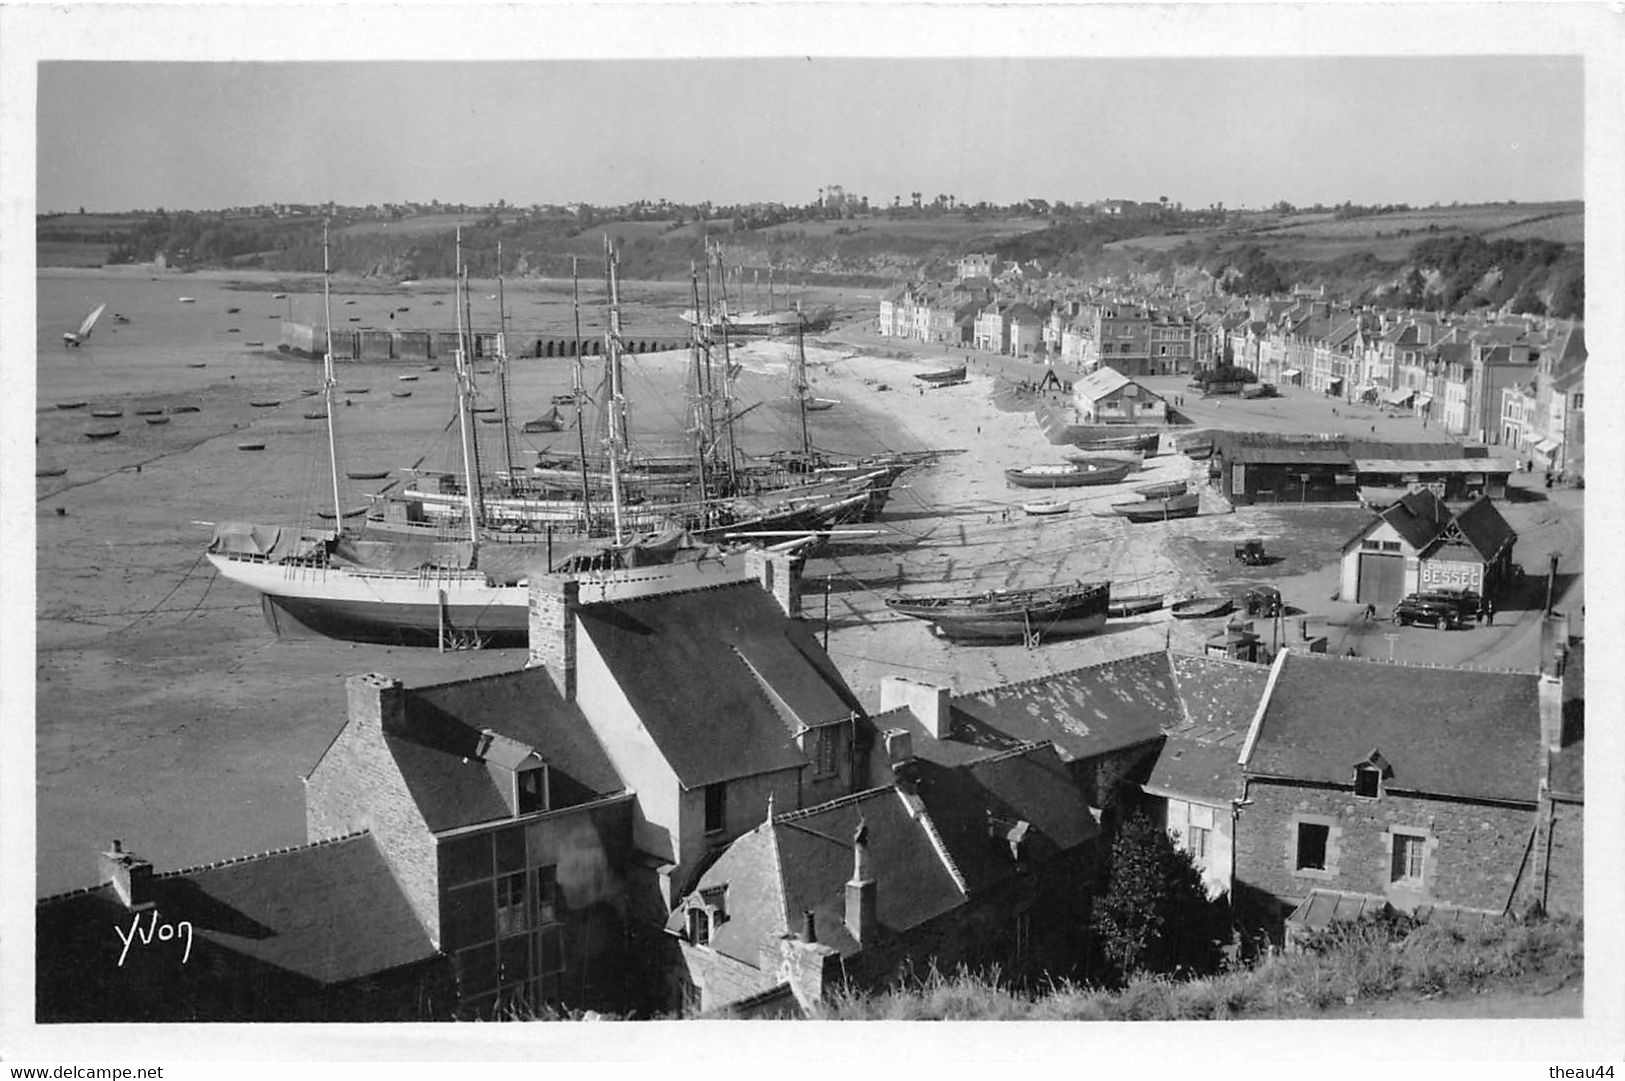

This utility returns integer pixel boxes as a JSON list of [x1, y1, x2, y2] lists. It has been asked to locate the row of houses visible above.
[[38, 551, 1583, 1022]]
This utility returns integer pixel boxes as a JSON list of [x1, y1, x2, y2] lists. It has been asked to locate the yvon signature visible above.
[[115, 910, 193, 966]]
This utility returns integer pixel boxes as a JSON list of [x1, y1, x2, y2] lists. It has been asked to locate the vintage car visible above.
[[1392, 593, 1468, 629]]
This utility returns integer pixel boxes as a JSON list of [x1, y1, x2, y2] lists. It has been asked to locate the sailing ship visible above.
[[1004, 460, 1134, 489], [1132, 479, 1189, 500], [886, 580, 1111, 644], [206, 233, 800, 647], [63, 303, 107, 347]]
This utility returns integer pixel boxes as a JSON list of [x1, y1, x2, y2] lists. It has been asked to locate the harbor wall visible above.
[[279, 320, 685, 361]]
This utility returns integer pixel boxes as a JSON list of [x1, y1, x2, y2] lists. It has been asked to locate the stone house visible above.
[[973, 300, 1009, 353], [1233, 648, 1577, 934], [1005, 302, 1047, 357], [526, 556, 875, 910], [666, 741, 1097, 1014]]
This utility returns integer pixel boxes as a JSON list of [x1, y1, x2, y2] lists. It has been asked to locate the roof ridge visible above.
[[774, 785, 893, 823], [966, 739, 1053, 765], [1287, 652, 1535, 676], [958, 647, 1166, 700], [153, 830, 373, 880], [903, 790, 969, 895], [38, 831, 374, 903]]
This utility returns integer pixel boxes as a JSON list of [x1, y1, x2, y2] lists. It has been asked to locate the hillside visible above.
[[36, 200, 1584, 315]]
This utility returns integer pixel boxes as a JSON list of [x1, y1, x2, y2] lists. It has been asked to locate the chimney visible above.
[[474, 727, 496, 760], [802, 908, 817, 944], [100, 840, 155, 911], [845, 819, 878, 946], [745, 548, 801, 618], [878, 675, 952, 739], [882, 728, 914, 766], [346, 672, 406, 736], [527, 575, 578, 700]]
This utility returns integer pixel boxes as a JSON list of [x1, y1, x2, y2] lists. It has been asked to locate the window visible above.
[[687, 906, 710, 946], [1296, 822, 1330, 871], [495, 871, 529, 936], [536, 866, 558, 925], [813, 727, 838, 777], [1573, 393, 1583, 410], [1188, 825, 1211, 861], [704, 783, 727, 835], [539, 924, 565, 975], [1391, 832, 1426, 884], [1380, 541, 1401, 552], [1354, 766, 1381, 799], [516, 765, 547, 815]]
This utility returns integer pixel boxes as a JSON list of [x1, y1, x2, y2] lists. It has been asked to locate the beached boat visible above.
[[238, 442, 266, 452], [1005, 460, 1133, 489], [1021, 499, 1070, 517], [187, 362, 207, 368], [56, 401, 87, 410], [886, 580, 1111, 644], [304, 411, 329, 420], [245, 340, 265, 347], [1072, 431, 1161, 455], [398, 374, 419, 382], [1171, 595, 1235, 620], [135, 407, 165, 416], [37, 466, 68, 478], [1065, 449, 1143, 470], [90, 409, 123, 419], [343, 387, 370, 395], [168, 405, 201, 414], [227, 307, 241, 314], [62, 302, 107, 346], [914, 365, 968, 386], [85, 428, 120, 440], [145, 416, 171, 426], [390, 391, 413, 398], [1108, 593, 1165, 618], [803, 397, 838, 411], [272, 293, 287, 299], [1108, 492, 1201, 523], [250, 400, 281, 408], [178, 297, 196, 304], [1133, 479, 1189, 500]]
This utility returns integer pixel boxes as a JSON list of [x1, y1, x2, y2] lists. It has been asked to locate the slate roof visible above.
[[673, 745, 1098, 964], [1075, 366, 1134, 400], [1450, 497, 1517, 561], [577, 583, 860, 788], [1146, 654, 1272, 805], [37, 834, 437, 985], [1373, 488, 1453, 551], [1244, 653, 1543, 804], [388, 667, 624, 831], [1225, 445, 1353, 466]]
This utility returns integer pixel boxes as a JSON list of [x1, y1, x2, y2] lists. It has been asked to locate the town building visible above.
[[1337, 489, 1517, 606], [1071, 366, 1169, 425]]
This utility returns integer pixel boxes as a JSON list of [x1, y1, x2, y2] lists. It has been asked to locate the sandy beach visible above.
[[31, 268, 1582, 896]]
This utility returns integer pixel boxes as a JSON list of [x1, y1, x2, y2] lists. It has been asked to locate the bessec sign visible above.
[[1420, 559, 1482, 592]]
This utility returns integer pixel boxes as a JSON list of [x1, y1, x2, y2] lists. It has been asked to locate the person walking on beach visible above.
[[1484, 599, 1495, 626]]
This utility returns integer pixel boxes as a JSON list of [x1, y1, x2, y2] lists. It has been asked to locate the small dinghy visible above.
[[1108, 593, 1165, 618], [145, 416, 171, 426], [342, 387, 370, 394], [304, 411, 328, 420], [36, 466, 68, 477], [167, 405, 201, 414], [245, 340, 265, 347], [90, 409, 123, 419], [1021, 499, 1070, 517], [346, 470, 391, 481], [398, 374, 419, 382], [237, 442, 266, 452], [85, 428, 120, 440], [390, 390, 413, 398], [134, 407, 165, 416], [226, 307, 241, 314], [56, 401, 88, 410], [250, 399, 281, 408], [187, 362, 208, 368]]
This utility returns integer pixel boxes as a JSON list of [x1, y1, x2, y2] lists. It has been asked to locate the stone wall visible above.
[[1235, 778, 1536, 914]]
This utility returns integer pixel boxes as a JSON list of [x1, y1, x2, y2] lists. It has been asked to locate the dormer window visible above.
[[516, 762, 548, 815], [1353, 750, 1392, 799], [687, 906, 710, 946]]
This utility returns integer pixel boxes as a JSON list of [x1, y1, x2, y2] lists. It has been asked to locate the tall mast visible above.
[[768, 264, 774, 312], [320, 221, 346, 525], [494, 241, 516, 482], [795, 309, 812, 459], [603, 237, 627, 546], [689, 265, 711, 509], [713, 244, 740, 488], [571, 257, 593, 528], [452, 229, 484, 543]]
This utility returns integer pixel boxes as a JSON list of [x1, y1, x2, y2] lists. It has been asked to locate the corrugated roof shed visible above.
[[1245, 653, 1543, 804], [577, 583, 860, 788]]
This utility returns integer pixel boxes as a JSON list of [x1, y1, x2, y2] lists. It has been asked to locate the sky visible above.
[[36, 54, 1582, 214]]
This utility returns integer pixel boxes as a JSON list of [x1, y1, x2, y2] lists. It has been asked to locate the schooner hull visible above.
[[886, 582, 1111, 643]]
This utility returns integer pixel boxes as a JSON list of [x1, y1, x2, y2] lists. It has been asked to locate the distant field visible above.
[[1243, 201, 1581, 241], [760, 216, 1045, 243], [37, 241, 112, 267], [338, 213, 487, 237], [1484, 210, 1585, 244]]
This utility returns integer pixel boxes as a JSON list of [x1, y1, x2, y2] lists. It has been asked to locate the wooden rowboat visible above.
[[887, 580, 1110, 644], [90, 409, 123, 418], [237, 442, 266, 452], [55, 402, 87, 410], [1132, 479, 1189, 500], [1108, 593, 1165, 618], [390, 391, 413, 398], [346, 470, 391, 481], [250, 400, 281, 408], [1107, 492, 1202, 523], [85, 428, 120, 440], [1021, 500, 1070, 517], [1005, 460, 1133, 489], [145, 416, 171, 426], [1171, 596, 1235, 620]]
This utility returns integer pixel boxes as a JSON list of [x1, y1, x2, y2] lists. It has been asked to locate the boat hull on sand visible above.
[[887, 581, 1110, 643], [1171, 596, 1235, 619], [1005, 461, 1133, 489]]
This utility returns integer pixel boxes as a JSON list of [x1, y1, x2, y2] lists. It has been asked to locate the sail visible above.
[[77, 303, 107, 340]]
